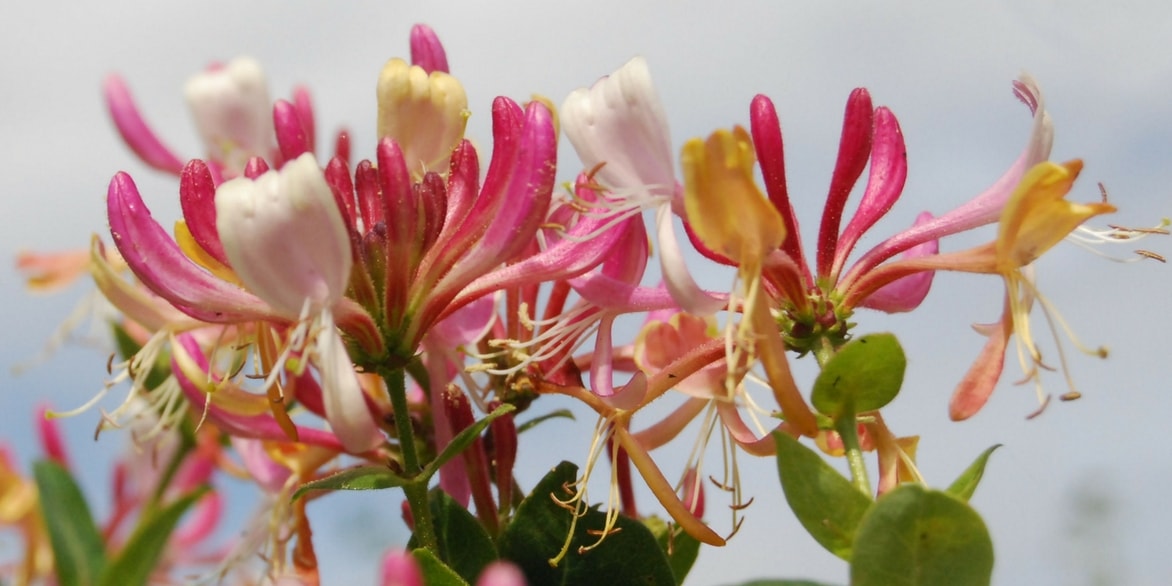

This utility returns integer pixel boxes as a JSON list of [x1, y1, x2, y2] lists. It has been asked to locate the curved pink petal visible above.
[[856, 211, 938, 313], [292, 86, 316, 157], [107, 172, 279, 323], [103, 74, 185, 174], [273, 99, 310, 163], [832, 106, 907, 280]]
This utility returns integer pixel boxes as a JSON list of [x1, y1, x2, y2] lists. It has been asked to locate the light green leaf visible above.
[[811, 333, 905, 418], [773, 433, 872, 560], [33, 460, 107, 586], [946, 445, 1001, 502], [850, 484, 993, 586]]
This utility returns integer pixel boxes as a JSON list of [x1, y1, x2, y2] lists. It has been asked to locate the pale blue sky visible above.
[[3, 1, 1171, 584]]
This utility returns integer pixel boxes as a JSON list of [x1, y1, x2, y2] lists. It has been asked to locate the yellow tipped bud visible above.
[[681, 126, 784, 269], [376, 58, 469, 177]]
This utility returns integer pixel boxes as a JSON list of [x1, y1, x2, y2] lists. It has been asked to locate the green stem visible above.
[[836, 411, 872, 496], [381, 366, 437, 553]]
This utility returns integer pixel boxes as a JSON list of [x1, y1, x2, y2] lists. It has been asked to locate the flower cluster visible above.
[[9, 23, 1164, 586]]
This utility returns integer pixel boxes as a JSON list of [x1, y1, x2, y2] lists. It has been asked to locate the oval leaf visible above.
[[811, 333, 906, 418], [773, 433, 872, 560], [947, 444, 1001, 502], [33, 460, 107, 585], [850, 484, 994, 586]]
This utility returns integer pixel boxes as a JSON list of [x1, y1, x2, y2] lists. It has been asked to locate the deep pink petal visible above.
[[750, 94, 808, 281], [832, 106, 907, 280], [816, 89, 873, 279], [103, 74, 186, 174], [409, 24, 450, 74], [179, 159, 229, 266], [273, 99, 310, 162], [292, 86, 316, 156], [107, 172, 279, 323]]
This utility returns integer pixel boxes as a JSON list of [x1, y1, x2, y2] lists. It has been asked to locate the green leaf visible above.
[[811, 333, 906, 418], [292, 465, 409, 501], [98, 486, 209, 586], [946, 445, 1001, 502], [773, 433, 872, 560], [33, 460, 107, 585], [412, 548, 470, 586], [516, 409, 576, 434], [424, 403, 516, 480], [850, 484, 993, 586], [498, 462, 676, 586], [646, 516, 701, 585], [407, 490, 497, 584]]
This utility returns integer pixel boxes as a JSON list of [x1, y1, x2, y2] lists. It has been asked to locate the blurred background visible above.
[[2, 1, 1170, 584]]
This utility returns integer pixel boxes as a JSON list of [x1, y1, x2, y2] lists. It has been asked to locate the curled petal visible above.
[[857, 211, 938, 313], [103, 74, 185, 174], [750, 94, 807, 275], [656, 206, 725, 316], [273, 99, 311, 162], [106, 172, 278, 323], [179, 159, 228, 266]]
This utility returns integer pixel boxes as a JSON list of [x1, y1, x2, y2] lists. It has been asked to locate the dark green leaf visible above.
[[773, 433, 872, 560], [424, 403, 516, 480], [292, 465, 408, 501], [407, 490, 497, 583], [412, 548, 469, 586], [98, 486, 209, 586], [33, 460, 106, 585], [946, 445, 1001, 502], [647, 516, 701, 585], [517, 409, 576, 434], [850, 484, 993, 586], [811, 333, 905, 418], [499, 462, 676, 586]]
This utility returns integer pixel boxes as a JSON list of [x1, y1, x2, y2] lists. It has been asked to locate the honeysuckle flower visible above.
[[215, 152, 382, 453], [847, 160, 1116, 418]]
